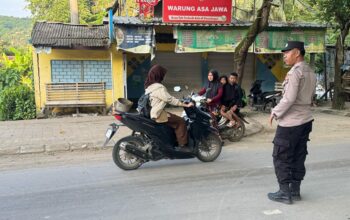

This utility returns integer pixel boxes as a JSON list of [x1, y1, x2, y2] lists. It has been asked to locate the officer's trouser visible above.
[[272, 120, 313, 185]]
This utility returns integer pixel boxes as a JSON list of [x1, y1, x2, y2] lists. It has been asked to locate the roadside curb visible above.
[[0, 115, 264, 157], [0, 142, 110, 157]]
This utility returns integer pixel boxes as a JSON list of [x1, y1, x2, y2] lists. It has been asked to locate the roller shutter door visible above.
[[208, 52, 255, 91], [152, 52, 202, 97]]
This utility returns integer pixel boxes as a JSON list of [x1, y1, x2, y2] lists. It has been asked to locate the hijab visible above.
[[205, 69, 221, 99], [144, 64, 167, 89]]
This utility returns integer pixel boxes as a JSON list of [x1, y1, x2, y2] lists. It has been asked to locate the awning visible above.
[[175, 27, 326, 53], [255, 29, 326, 53]]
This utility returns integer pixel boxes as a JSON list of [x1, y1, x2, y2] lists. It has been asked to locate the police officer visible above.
[[268, 41, 317, 204]]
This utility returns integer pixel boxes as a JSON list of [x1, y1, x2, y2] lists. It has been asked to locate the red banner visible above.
[[162, 0, 232, 24], [137, 0, 160, 21], [136, 0, 159, 6]]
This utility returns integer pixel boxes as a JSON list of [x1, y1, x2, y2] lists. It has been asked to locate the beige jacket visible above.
[[145, 83, 183, 123], [272, 61, 317, 127]]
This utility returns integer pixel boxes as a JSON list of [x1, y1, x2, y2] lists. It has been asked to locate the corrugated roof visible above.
[[113, 16, 327, 29], [31, 22, 110, 48]]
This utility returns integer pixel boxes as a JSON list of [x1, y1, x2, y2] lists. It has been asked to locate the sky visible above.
[[0, 0, 31, 18]]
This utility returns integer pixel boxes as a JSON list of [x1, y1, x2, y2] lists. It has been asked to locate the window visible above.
[[51, 60, 112, 89]]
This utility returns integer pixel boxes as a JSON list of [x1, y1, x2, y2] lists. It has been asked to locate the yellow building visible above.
[[31, 22, 124, 113]]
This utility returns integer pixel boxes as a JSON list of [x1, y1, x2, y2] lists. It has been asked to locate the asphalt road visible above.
[[0, 141, 350, 220]]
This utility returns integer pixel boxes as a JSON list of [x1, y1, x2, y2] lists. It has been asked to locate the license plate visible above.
[[105, 128, 113, 139]]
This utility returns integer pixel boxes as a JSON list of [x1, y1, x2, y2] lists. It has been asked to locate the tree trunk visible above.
[[234, 0, 275, 85], [332, 21, 350, 109]]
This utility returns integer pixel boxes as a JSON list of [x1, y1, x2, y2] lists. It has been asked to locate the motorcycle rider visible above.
[[144, 65, 194, 152], [198, 69, 223, 113], [220, 72, 242, 127], [219, 75, 228, 86]]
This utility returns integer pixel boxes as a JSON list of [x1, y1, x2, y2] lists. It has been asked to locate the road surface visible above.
[[0, 139, 349, 220]]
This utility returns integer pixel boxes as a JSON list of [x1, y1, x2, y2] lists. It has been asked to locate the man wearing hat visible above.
[[267, 41, 317, 204]]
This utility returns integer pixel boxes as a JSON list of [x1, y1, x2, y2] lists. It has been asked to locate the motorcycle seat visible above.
[[262, 91, 281, 96]]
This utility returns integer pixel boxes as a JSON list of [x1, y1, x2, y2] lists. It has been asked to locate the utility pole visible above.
[[70, 0, 79, 24]]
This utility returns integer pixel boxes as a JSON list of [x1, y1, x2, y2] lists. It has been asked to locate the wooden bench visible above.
[[45, 82, 106, 115]]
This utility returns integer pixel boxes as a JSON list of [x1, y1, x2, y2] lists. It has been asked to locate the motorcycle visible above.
[[248, 80, 282, 112], [188, 92, 249, 142], [103, 89, 222, 170]]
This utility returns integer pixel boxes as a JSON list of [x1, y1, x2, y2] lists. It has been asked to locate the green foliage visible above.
[[0, 48, 33, 90], [25, 0, 114, 24], [234, 0, 286, 22], [282, 0, 316, 22], [0, 85, 36, 120], [310, 0, 350, 46], [281, 0, 350, 46], [310, 0, 350, 26], [306, 0, 350, 110], [0, 48, 35, 120], [0, 16, 32, 53]]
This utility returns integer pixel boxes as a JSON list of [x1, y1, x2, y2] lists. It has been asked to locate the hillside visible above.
[[0, 15, 32, 52]]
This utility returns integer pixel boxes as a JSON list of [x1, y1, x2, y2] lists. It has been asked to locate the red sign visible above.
[[136, 0, 159, 6], [162, 0, 232, 24], [137, 0, 160, 21]]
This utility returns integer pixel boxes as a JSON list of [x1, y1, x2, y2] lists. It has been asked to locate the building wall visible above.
[[32, 48, 124, 111], [255, 54, 289, 91]]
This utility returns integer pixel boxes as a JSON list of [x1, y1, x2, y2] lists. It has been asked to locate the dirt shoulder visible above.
[[239, 111, 350, 146], [0, 112, 349, 171]]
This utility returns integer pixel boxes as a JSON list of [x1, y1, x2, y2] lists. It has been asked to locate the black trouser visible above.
[[272, 120, 313, 185]]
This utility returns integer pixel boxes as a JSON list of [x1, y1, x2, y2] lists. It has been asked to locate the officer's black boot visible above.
[[290, 181, 301, 201], [268, 184, 292, 204]]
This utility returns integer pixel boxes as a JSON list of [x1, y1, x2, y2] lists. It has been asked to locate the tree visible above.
[[0, 48, 33, 90], [25, 0, 114, 24], [0, 48, 36, 120], [234, 0, 278, 84], [0, 16, 32, 51], [309, 0, 350, 109]]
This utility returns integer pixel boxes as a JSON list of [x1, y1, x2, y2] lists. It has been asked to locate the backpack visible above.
[[137, 93, 151, 118]]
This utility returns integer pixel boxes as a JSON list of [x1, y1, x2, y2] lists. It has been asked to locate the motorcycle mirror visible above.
[[173, 86, 181, 92]]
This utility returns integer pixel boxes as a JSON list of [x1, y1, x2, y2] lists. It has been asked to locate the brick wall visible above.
[[51, 60, 112, 89]]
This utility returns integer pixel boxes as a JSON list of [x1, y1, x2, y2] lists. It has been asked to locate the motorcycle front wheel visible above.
[[112, 136, 144, 170], [197, 133, 222, 162]]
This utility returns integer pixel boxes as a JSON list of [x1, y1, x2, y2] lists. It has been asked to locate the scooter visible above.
[[248, 80, 282, 112], [103, 89, 222, 170], [189, 92, 249, 142]]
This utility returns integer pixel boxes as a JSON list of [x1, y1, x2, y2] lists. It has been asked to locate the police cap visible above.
[[281, 41, 305, 52]]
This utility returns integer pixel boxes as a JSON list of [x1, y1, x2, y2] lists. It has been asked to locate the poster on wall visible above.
[[175, 27, 250, 53], [255, 29, 326, 53], [116, 25, 155, 55], [163, 0, 232, 24]]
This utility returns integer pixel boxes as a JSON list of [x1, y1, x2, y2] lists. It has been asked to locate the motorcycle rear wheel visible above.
[[264, 100, 275, 113], [228, 119, 245, 142], [197, 133, 222, 162], [112, 136, 144, 170]]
